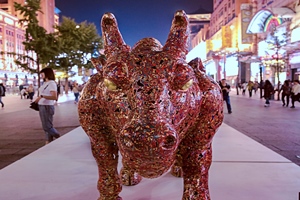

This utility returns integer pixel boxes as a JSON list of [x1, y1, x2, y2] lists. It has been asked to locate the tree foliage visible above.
[[14, 0, 59, 71], [49, 17, 102, 78], [1, 0, 102, 89]]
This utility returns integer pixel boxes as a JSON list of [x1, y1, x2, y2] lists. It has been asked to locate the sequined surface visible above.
[[78, 10, 224, 200]]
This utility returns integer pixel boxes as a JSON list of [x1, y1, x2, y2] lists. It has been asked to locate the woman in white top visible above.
[[291, 80, 300, 108], [34, 68, 60, 144]]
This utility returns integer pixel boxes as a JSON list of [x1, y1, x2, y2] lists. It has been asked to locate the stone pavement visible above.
[[225, 88, 300, 166], [0, 88, 300, 170], [0, 92, 80, 169]]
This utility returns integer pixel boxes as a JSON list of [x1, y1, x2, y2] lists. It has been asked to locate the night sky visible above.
[[55, 0, 213, 47]]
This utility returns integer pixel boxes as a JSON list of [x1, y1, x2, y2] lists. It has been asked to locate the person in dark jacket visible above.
[[263, 80, 274, 107], [280, 80, 291, 107], [219, 79, 232, 114], [0, 83, 5, 108]]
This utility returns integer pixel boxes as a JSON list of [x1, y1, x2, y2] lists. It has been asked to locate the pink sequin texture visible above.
[[78, 10, 224, 200]]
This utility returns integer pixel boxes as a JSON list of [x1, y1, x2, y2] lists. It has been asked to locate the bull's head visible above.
[[92, 10, 204, 178]]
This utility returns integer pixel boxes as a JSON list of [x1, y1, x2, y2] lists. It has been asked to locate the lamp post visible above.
[[259, 63, 263, 99], [223, 54, 226, 79], [275, 50, 280, 101], [236, 49, 241, 95]]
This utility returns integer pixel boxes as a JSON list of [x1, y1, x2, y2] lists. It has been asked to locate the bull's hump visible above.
[[132, 38, 163, 53]]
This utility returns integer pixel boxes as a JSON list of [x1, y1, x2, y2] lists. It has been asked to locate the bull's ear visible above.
[[163, 10, 189, 59], [188, 57, 206, 73], [101, 13, 130, 56], [91, 55, 106, 73]]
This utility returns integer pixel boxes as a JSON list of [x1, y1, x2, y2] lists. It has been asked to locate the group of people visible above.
[[240, 81, 260, 97], [219, 78, 300, 113], [262, 79, 300, 108], [1, 68, 85, 145], [19, 84, 35, 102], [279, 80, 300, 108]]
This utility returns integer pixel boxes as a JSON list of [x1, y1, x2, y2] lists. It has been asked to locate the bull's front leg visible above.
[[79, 100, 122, 200], [181, 91, 223, 200], [90, 137, 122, 200], [180, 137, 213, 200]]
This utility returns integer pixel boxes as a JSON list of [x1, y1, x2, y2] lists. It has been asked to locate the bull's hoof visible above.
[[98, 196, 122, 200], [171, 165, 183, 177], [120, 168, 142, 186]]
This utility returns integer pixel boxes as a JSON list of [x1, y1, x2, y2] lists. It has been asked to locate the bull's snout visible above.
[[120, 124, 178, 155]]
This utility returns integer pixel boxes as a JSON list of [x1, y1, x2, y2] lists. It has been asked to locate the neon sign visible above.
[[264, 15, 283, 32]]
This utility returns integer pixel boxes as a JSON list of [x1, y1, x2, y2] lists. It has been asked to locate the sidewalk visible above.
[[0, 93, 80, 169], [224, 88, 300, 166]]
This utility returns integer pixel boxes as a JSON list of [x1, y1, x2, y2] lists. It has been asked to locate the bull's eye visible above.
[[104, 79, 118, 91], [181, 79, 193, 91]]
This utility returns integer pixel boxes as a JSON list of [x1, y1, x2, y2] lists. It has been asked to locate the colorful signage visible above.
[[222, 26, 232, 48], [241, 4, 253, 44], [264, 16, 283, 32]]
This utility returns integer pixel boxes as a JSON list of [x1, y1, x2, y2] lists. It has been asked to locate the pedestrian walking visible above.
[[72, 83, 80, 104], [34, 67, 60, 144], [290, 80, 300, 108], [280, 80, 291, 107], [0, 83, 6, 108], [20, 88, 28, 99], [19, 84, 24, 99], [220, 79, 232, 114], [263, 80, 274, 107], [27, 84, 35, 102], [241, 82, 247, 95], [55, 83, 61, 105], [253, 81, 259, 94], [247, 81, 254, 97]]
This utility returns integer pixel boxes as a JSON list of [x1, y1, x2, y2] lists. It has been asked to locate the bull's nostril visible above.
[[161, 135, 177, 150]]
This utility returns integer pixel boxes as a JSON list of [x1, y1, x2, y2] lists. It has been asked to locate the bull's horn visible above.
[[101, 13, 130, 55], [163, 10, 189, 59]]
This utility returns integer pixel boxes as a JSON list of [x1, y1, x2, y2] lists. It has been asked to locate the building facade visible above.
[[0, 0, 56, 33], [0, 0, 58, 86], [205, 0, 252, 84], [247, 0, 296, 84], [186, 8, 211, 63], [190, 0, 300, 85]]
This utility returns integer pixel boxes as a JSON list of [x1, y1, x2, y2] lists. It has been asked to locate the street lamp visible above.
[[259, 63, 263, 99], [236, 49, 241, 95], [223, 54, 226, 79]]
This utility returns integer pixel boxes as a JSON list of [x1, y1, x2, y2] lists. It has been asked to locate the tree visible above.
[[12, 0, 59, 88], [48, 17, 102, 93], [266, 33, 287, 101]]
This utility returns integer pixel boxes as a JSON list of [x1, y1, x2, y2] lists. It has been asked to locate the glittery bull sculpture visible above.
[[78, 10, 224, 200]]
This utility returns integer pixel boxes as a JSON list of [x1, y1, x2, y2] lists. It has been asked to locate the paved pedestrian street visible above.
[[0, 93, 80, 169], [0, 89, 300, 169], [225, 89, 300, 166]]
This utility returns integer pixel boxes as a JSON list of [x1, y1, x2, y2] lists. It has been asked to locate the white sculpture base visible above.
[[0, 124, 300, 200]]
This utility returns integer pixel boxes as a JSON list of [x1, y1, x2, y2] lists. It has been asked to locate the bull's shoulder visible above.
[[188, 58, 223, 128], [188, 57, 221, 93]]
